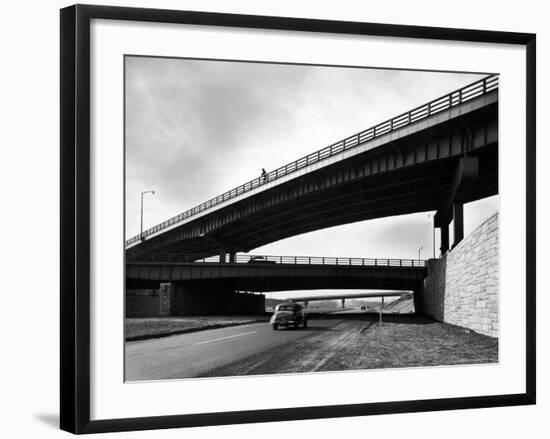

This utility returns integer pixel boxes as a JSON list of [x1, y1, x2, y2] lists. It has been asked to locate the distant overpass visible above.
[[288, 291, 412, 310], [126, 75, 498, 259], [288, 291, 410, 303]]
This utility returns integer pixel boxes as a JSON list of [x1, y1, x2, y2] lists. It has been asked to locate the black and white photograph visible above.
[[123, 57, 500, 381]]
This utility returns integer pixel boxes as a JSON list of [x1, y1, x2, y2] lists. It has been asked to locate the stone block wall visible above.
[[423, 212, 499, 337], [126, 289, 160, 317]]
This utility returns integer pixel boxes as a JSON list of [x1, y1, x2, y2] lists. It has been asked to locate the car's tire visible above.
[[272, 323, 278, 330]]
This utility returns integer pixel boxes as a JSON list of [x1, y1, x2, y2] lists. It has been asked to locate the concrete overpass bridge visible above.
[[126, 75, 498, 260], [126, 254, 426, 316]]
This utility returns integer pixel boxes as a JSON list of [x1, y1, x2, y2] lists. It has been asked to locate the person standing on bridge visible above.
[[261, 168, 267, 183]]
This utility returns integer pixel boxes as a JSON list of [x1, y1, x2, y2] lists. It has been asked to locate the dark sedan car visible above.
[[270, 303, 307, 330]]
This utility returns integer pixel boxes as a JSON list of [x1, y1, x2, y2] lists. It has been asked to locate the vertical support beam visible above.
[[341, 298, 345, 309], [229, 251, 236, 263], [440, 223, 450, 254], [219, 248, 226, 264], [453, 202, 464, 248], [434, 156, 478, 254], [159, 282, 176, 316], [379, 297, 384, 325], [413, 286, 424, 315]]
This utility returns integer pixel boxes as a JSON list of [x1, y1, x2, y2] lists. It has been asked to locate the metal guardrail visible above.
[[127, 253, 427, 267], [126, 75, 499, 247]]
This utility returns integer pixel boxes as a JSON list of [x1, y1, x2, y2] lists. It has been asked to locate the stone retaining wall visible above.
[[423, 212, 499, 337]]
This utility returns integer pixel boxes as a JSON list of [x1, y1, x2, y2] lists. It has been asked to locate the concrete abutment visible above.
[[422, 212, 499, 337], [128, 282, 265, 317]]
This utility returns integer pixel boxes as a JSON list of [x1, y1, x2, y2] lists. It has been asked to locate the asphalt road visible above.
[[125, 318, 342, 381]]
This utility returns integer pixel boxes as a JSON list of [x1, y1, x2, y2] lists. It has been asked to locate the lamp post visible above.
[[428, 212, 436, 258], [140, 190, 155, 240], [418, 246, 423, 261]]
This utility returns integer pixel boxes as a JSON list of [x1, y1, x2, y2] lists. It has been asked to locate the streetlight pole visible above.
[[140, 190, 155, 240], [418, 246, 423, 261]]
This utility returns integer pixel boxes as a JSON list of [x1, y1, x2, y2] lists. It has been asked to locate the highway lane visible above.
[[125, 319, 341, 381]]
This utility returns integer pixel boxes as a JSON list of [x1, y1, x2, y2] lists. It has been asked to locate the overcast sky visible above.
[[125, 57, 498, 299]]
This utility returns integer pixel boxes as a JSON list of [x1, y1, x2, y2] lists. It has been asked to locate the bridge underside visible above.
[[128, 97, 497, 257]]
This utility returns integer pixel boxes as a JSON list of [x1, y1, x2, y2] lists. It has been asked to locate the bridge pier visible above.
[[438, 223, 450, 255], [434, 157, 478, 254], [452, 202, 464, 248], [412, 284, 425, 315]]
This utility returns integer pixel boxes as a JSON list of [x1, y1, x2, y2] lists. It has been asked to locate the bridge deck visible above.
[[126, 255, 427, 292]]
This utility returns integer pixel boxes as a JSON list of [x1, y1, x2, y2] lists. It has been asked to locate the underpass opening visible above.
[[264, 289, 416, 316]]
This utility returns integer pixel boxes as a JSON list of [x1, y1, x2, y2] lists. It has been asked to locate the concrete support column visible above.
[[159, 282, 176, 316], [413, 286, 424, 315], [439, 223, 449, 255], [229, 251, 236, 263], [453, 202, 464, 248], [219, 248, 226, 263]]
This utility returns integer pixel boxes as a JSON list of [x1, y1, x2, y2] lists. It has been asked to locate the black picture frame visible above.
[[60, 4, 536, 434]]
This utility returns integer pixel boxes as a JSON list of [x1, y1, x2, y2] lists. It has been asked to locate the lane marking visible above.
[[194, 331, 257, 345]]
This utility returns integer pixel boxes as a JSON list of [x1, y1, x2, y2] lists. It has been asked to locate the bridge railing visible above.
[[126, 253, 427, 267], [126, 75, 499, 247]]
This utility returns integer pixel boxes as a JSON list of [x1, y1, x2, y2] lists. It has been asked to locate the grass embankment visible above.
[[319, 315, 498, 370], [200, 314, 498, 377], [125, 315, 269, 341]]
